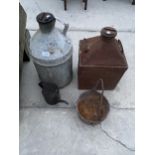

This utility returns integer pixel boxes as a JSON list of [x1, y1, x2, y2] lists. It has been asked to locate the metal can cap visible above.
[[101, 27, 117, 39], [36, 12, 56, 24]]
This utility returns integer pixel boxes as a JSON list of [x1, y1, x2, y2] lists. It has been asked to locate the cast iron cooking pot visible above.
[[77, 79, 110, 124]]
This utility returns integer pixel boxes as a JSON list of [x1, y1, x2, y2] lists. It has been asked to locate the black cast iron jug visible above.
[[39, 82, 68, 105]]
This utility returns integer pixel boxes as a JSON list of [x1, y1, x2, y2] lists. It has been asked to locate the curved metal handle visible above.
[[117, 39, 124, 54], [57, 99, 69, 105], [93, 79, 104, 96], [93, 79, 104, 112], [56, 18, 69, 35], [63, 24, 69, 35]]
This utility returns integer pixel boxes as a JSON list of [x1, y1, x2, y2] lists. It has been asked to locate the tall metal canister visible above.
[[30, 12, 73, 88]]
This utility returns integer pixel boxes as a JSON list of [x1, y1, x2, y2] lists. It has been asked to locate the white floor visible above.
[[20, 0, 135, 155]]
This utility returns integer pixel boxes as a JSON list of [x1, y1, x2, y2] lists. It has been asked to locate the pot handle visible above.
[[93, 79, 104, 97], [92, 79, 104, 105], [56, 18, 69, 35]]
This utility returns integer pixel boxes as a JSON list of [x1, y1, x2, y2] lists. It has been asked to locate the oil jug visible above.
[[30, 12, 73, 88], [78, 27, 128, 90]]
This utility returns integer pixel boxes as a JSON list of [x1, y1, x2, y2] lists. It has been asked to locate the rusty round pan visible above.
[[77, 79, 110, 124]]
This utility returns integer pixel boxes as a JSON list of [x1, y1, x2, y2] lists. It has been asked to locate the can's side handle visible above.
[[57, 99, 69, 105], [117, 39, 124, 54], [63, 24, 69, 36], [56, 18, 69, 36]]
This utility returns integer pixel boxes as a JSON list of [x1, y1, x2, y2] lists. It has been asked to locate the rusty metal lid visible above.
[[101, 27, 117, 39], [79, 27, 128, 67]]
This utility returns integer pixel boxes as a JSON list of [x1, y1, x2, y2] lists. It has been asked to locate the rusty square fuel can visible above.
[[78, 27, 128, 90]]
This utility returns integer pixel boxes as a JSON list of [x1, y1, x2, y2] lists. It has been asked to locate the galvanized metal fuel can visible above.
[[30, 12, 73, 88]]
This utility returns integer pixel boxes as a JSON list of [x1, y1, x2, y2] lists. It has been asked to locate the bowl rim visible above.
[[76, 95, 110, 124]]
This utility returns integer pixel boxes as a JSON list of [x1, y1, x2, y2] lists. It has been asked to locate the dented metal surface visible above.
[[78, 27, 128, 90], [30, 12, 73, 88]]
